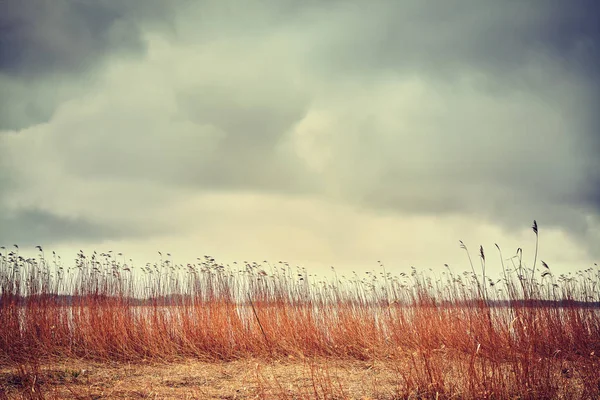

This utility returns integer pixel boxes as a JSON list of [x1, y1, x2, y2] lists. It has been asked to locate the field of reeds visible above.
[[1, 221, 599, 399]]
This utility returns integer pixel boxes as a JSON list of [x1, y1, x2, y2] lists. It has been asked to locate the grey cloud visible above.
[[541, 0, 600, 78], [0, 0, 178, 131], [307, 1, 599, 83], [52, 114, 317, 195], [178, 84, 305, 148], [0, 0, 598, 256], [0, 155, 14, 193], [0, 73, 87, 132], [0, 0, 178, 77], [582, 168, 600, 213], [0, 141, 20, 206], [40, 45, 317, 194], [278, 0, 600, 238], [0, 208, 131, 246], [297, 73, 598, 241], [173, 85, 315, 192]]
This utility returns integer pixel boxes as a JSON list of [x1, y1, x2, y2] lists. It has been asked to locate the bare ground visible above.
[[0, 358, 408, 399]]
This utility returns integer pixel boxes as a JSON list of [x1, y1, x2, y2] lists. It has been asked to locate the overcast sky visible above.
[[1, 0, 599, 277]]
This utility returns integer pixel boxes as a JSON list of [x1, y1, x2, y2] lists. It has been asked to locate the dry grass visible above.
[[1, 221, 599, 399], [2, 358, 414, 399], [0, 356, 593, 399], [1, 359, 260, 399]]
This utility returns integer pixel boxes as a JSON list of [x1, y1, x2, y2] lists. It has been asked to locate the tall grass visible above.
[[1, 222, 599, 398]]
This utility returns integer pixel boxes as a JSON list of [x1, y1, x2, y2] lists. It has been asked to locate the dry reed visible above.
[[1, 222, 599, 399]]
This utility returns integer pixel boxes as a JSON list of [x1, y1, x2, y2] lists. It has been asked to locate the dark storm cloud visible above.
[[310, 1, 600, 82], [0, 0, 178, 131], [0, 0, 178, 76], [542, 0, 600, 78], [0, 208, 128, 246], [543, 0, 600, 205]]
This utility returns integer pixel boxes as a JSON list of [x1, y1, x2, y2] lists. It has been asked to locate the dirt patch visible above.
[[0, 358, 406, 399]]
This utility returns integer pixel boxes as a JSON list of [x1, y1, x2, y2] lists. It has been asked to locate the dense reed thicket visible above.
[[1, 222, 599, 398]]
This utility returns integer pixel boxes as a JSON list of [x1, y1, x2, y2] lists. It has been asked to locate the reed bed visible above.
[[1, 222, 599, 398]]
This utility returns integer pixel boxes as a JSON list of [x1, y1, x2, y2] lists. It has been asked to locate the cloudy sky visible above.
[[1, 0, 599, 277]]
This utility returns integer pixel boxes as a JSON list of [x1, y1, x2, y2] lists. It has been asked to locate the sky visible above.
[[1, 0, 599, 278]]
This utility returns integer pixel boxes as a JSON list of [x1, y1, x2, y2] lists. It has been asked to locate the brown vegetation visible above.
[[1, 222, 599, 399]]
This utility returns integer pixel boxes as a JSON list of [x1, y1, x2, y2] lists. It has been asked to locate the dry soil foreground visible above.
[[1, 358, 413, 399]]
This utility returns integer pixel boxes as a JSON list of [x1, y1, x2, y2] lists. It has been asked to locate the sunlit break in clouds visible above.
[[0, 0, 599, 275]]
